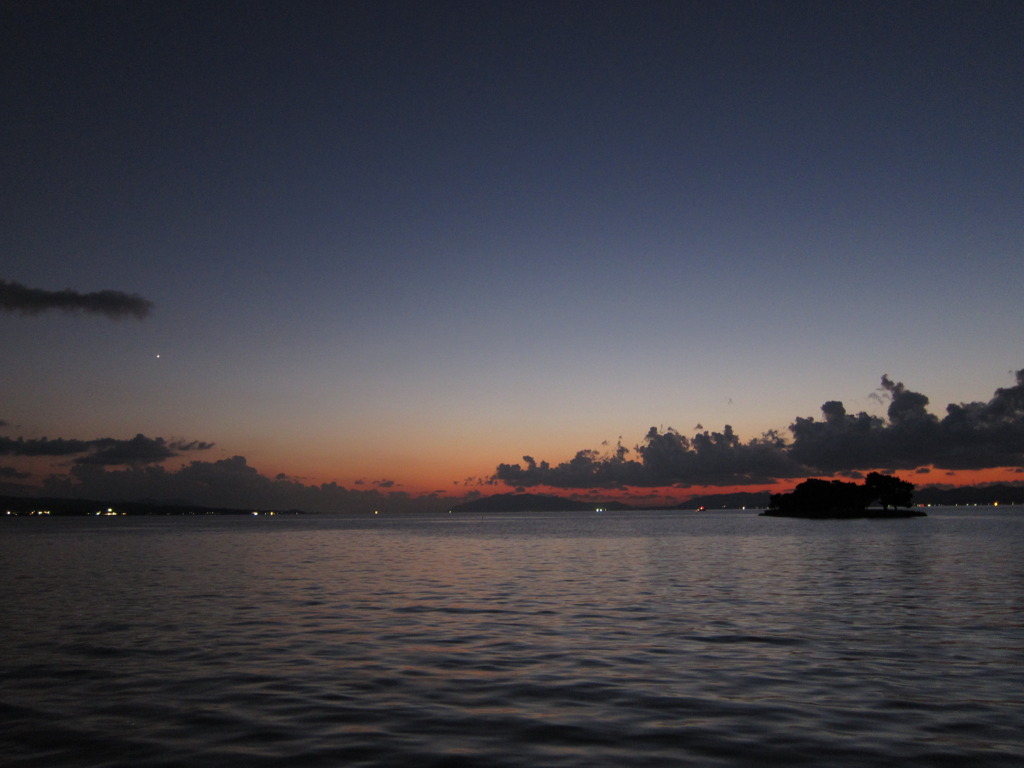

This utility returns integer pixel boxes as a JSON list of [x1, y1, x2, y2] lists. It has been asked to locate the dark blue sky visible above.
[[2, 1, 1022, 508]]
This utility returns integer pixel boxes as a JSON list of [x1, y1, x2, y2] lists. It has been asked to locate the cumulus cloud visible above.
[[789, 370, 1024, 472], [0, 433, 213, 465], [496, 427, 807, 489], [0, 279, 153, 319], [494, 369, 1024, 489]]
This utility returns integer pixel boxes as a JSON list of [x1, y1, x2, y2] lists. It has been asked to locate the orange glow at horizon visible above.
[[467, 465, 1023, 506], [21, 449, 1020, 504], [270, 461, 1024, 502]]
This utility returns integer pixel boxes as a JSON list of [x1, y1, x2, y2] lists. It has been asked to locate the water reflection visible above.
[[1, 508, 1022, 767]]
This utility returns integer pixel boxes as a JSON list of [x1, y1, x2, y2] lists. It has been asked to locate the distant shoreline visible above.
[[0, 495, 301, 517], [3, 491, 1020, 518], [760, 507, 927, 519]]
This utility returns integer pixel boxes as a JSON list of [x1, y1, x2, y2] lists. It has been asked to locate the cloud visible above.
[[355, 478, 399, 489], [0, 426, 444, 513], [0, 437, 93, 457], [0, 433, 213, 465], [789, 370, 1024, 472], [0, 279, 153, 319], [39, 455, 440, 515], [496, 427, 808, 489], [6, 369, 1023, 508], [74, 435, 215, 466], [494, 369, 1024, 489]]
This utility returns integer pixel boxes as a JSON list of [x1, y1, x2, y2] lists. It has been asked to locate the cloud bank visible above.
[[37, 456, 439, 515], [0, 433, 213, 465], [495, 370, 1024, 489], [0, 423, 442, 514], [3, 370, 1021, 511], [0, 279, 153, 319]]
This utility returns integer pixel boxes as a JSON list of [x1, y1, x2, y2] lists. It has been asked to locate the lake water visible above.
[[2, 508, 1022, 767]]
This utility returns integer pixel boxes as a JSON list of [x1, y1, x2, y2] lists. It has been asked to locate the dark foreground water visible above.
[[2, 508, 1022, 767]]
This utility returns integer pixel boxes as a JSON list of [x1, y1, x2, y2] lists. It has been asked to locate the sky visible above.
[[2, 1, 1022, 512]]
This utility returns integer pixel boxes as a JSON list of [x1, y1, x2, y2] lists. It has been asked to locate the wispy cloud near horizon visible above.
[[0, 279, 153, 319]]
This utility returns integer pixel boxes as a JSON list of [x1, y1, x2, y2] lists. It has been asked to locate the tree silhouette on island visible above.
[[762, 472, 923, 518]]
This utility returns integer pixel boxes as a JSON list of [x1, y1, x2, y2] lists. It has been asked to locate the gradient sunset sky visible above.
[[2, 1, 1022, 511]]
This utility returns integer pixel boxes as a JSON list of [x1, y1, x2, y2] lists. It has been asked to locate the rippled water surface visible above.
[[2, 508, 1022, 767]]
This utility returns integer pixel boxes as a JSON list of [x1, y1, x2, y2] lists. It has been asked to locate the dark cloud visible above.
[[0, 428, 446, 514], [0, 433, 212, 465], [496, 427, 808, 489], [355, 478, 398, 489], [39, 456, 441, 515], [0, 279, 152, 319], [0, 437, 93, 456], [170, 439, 216, 452], [790, 370, 1024, 472], [74, 434, 215, 466], [495, 370, 1024, 489]]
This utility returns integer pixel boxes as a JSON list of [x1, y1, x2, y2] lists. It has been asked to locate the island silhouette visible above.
[[761, 472, 925, 518]]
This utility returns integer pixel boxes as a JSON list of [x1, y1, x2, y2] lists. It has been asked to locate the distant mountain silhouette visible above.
[[673, 491, 772, 510], [914, 483, 1024, 507], [450, 493, 631, 513]]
